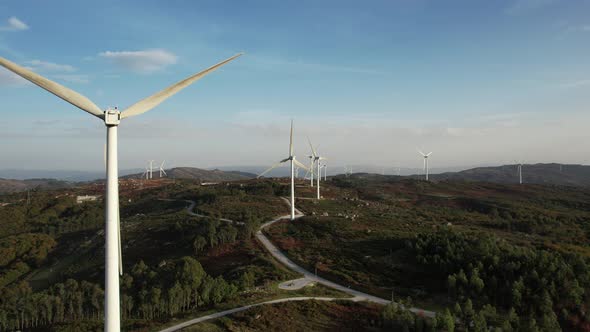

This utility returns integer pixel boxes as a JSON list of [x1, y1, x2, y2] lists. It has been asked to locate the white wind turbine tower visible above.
[[517, 161, 523, 184], [257, 120, 309, 220], [322, 163, 327, 181], [308, 139, 327, 199], [158, 160, 167, 178], [418, 150, 433, 181], [307, 155, 315, 186], [149, 160, 156, 179], [0, 53, 242, 332]]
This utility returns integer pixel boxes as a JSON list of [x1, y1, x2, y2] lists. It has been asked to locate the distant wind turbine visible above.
[[517, 161, 523, 184], [257, 120, 309, 220], [149, 160, 155, 179], [418, 150, 433, 181], [308, 138, 327, 199], [159, 160, 167, 178], [0, 53, 242, 332]]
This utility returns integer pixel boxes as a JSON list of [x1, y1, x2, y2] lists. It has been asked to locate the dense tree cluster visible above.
[[408, 229, 589, 330], [0, 257, 240, 330]]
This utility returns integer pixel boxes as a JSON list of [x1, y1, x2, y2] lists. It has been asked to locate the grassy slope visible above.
[[266, 177, 590, 309]]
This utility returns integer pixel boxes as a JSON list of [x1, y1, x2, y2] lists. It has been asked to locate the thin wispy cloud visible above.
[[52, 74, 90, 84], [27, 60, 76, 72], [0, 16, 29, 31], [0, 67, 28, 86], [251, 55, 381, 75], [505, 0, 557, 15], [98, 49, 178, 74], [558, 79, 590, 89]]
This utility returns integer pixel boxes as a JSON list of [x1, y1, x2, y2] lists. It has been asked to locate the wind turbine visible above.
[[418, 150, 432, 181], [322, 163, 327, 181], [159, 160, 167, 178], [308, 155, 315, 186], [149, 160, 155, 179], [0, 53, 242, 332], [257, 120, 309, 220], [517, 162, 523, 184], [308, 139, 326, 199]]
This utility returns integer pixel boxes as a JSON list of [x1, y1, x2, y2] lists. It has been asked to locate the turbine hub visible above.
[[104, 109, 121, 126]]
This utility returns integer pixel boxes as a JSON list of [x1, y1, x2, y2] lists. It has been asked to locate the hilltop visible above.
[[125, 166, 256, 181], [0, 178, 76, 194], [429, 163, 590, 187]]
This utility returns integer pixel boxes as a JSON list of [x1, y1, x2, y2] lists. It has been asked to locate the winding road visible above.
[[158, 196, 435, 331]]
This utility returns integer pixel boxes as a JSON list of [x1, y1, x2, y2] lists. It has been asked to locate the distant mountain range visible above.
[[124, 167, 256, 181], [427, 163, 590, 187], [2, 163, 589, 195], [0, 169, 143, 182], [0, 178, 76, 194]]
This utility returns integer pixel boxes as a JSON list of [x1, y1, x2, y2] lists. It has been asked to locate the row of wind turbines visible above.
[[141, 160, 167, 179], [257, 121, 328, 220], [0, 49, 530, 331]]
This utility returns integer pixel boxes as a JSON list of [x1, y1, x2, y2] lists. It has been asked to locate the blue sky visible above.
[[0, 0, 589, 171]]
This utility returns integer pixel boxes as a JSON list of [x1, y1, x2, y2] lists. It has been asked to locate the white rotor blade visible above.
[[293, 158, 310, 172], [426, 152, 433, 157], [0, 57, 104, 118], [418, 149, 426, 156], [257, 160, 286, 178], [289, 120, 294, 157], [121, 53, 243, 119], [307, 137, 317, 157], [117, 208, 123, 276]]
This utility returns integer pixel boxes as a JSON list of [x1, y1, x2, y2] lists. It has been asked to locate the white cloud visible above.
[[98, 49, 178, 74], [0, 17, 29, 31], [27, 60, 75, 72]]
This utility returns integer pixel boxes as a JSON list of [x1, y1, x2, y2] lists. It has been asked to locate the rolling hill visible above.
[[125, 167, 257, 182], [0, 178, 76, 194], [429, 163, 590, 187]]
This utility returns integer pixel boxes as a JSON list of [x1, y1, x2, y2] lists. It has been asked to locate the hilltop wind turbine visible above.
[[257, 120, 309, 220], [0, 53, 242, 332], [307, 155, 315, 186], [322, 163, 327, 181], [159, 160, 167, 178], [308, 138, 327, 199], [148, 160, 155, 179], [517, 161, 523, 184], [418, 150, 432, 181]]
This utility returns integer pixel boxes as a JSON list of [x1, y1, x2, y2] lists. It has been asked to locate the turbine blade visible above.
[[121, 53, 243, 119], [427, 152, 433, 156], [117, 208, 123, 276], [0, 57, 103, 118], [307, 136, 317, 157], [289, 120, 294, 157], [418, 149, 425, 156], [293, 158, 310, 171], [257, 160, 284, 178], [280, 157, 291, 163]]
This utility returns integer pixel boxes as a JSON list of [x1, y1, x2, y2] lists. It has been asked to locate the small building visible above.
[[76, 195, 100, 204]]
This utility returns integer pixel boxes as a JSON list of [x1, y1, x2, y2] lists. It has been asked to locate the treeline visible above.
[[0, 193, 103, 238], [408, 229, 589, 331], [0, 256, 243, 331], [0, 233, 56, 288]]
